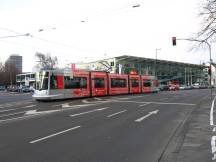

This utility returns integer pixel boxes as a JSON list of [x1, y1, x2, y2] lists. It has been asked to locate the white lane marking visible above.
[[159, 98, 169, 101], [0, 111, 25, 118], [107, 110, 127, 118], [212, 136, 216, 160], [0, 105, 36, 113], [52, 103, 67, 107], [131, 95, 144, 98], [0, 101, 33, 108], [0, 108, 17, 113], [82, 99, 90, 103], [82, 99, 110, 104], [139, 103, 151, 107], [135, 110, 159, 122], [0, 114, 38, 123], [62, 103, 94, 108], [149, 102, 196, 106], [0, 104, 104, 124], [23, 105, 36, 108], [94, 97, 102, 101], [114, 100, 196, 106], [110, 97, 129, 100], [25, 109, 60, 115], [210, 96, 216, 126], [30, 126, 81, 144], [70, 107, 109, 117]]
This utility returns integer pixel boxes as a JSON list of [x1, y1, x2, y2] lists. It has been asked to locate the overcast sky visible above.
[[0, 0, 212, 72]]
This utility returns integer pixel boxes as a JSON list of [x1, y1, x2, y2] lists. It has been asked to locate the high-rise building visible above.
[[6, 55, 23, 72]]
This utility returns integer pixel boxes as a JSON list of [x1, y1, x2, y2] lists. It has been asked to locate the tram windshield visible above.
[[35, 71, 49, 90]]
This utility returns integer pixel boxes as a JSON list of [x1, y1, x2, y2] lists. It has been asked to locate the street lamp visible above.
[[132, 4, 141, 8], [155, 48, 161, 78]]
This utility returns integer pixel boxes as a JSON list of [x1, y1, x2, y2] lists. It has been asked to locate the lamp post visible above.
[[155, 48, 161, 78]]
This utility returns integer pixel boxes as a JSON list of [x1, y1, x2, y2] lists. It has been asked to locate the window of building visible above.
[[131, 79, 139, 87], [64, 77, 87, 89], [93, 78, 105, 88], [21, 75, 25, 81], [31, 74, 35, 79], [110, 61, 114, 66], [143, 80, 151, 87], [16, 75, 21, 81], [111, 78, 126, 88]]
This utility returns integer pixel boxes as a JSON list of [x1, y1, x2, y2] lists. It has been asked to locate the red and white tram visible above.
[[33, 69, 159, 100]]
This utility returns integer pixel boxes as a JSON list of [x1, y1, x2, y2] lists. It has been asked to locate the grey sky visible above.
[[0, 0, 211, 72]]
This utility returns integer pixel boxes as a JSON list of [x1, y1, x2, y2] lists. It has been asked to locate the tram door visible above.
[[129, 75, 141, 94], [90, 72, 108, 97]]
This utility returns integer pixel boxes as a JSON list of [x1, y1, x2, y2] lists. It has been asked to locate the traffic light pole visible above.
[[173, 38, 213, 100], [206, 41, 213, 101]]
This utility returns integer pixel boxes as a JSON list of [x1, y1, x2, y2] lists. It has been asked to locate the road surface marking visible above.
[[0, 105, 37, 113], [23, 105, 36, 108], [0, 111, 25, 118], [30, 126, 81, 144], [25, 109, 60, 115], [212, 136, 216, 160], [107, 110, 127, 118], [0, 108, 18, 113], [210, 96, 216, 126], [139, 103, 150, 107], [94, 97, 102, 100], [135, 110, 159, 122], [0, 114, 38, 123], [70, 107, 109, 117], [159, 98, 169, 101], [149, 102, 196, 106], [110, 97, 129, 100], [131, 95, 144, 98], [113, 100, 195, 106]]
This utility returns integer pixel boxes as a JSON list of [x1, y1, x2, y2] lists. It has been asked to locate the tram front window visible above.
[[35, 71, 49, 90]]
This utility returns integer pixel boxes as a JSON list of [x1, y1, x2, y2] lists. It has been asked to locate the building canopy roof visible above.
[[114, 55, 207, 68]]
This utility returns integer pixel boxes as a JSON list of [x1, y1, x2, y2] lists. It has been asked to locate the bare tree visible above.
[[197, 0, 216, 41], [0, 61, 19, 85], [35, 52, 58, 70]]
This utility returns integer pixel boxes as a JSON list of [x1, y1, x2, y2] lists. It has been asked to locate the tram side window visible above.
[[94, 78, 105, 88], [131, 79, 139, 87], [111, 78, 126, 88], [143, 80, 151, 87], [50, 75, 57, 89], [64, 77, 87, 89]]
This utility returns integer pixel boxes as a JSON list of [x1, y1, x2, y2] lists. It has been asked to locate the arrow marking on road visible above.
[[135, 110, 159, 122]]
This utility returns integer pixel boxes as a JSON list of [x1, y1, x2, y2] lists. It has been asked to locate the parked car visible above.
[[159, 85, 169, 91], [169, 84, 179, 91], [179, 85, 186, 90], [0, 86, 6, 91], [192, 83, 200, 89], [184, 85, 193, 90], [21, 86, 31, 93], [7, 86, 19, 92]]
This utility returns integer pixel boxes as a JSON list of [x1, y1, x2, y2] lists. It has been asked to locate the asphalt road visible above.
[[0, 89, 210, 162]]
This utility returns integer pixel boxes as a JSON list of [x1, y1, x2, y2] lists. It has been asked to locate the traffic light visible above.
[[208, 66, 212, 75], [172, 37, 176, 46]]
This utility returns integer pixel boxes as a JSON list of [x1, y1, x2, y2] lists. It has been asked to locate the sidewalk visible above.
[[159, 95, 213, 162]]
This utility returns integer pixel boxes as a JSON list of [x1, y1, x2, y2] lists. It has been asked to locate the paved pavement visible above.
[[0, 89, 213, 162]]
